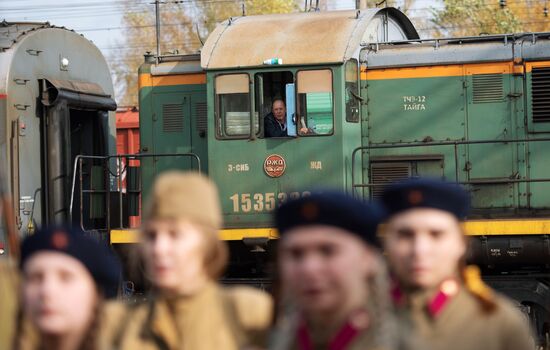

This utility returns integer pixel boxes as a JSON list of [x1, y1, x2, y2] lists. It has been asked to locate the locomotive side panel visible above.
[[360, 39, 550, 214], [138, 59, 207, 202], [524, 61, 550, 209]]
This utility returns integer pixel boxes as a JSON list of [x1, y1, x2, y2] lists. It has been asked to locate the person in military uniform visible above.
[[0, 258, 19, 349], [380, 178, 535, 350], [15, 225, 121, 350], [0, 169, 19, 349], [269, 191, 408, 350], [101, 171, 273, 350]]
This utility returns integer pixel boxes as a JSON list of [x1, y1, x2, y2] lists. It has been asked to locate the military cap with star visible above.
[[20, 226, 122, 298], [380, 178, 471, 220], [275, 191, 384, 247]]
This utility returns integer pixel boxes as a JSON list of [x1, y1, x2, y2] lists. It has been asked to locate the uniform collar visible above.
[[148, 298, 179, 350], [165, 280, 217, 313], [297, 308, 370, 350], [391, 278, 461, 319], [147, 281, 218, 349]]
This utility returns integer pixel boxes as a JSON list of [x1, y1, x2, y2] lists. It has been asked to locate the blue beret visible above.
[[380, 178, 470, 220], [275, 191, 384, 247], [20, 226, 122, 298]]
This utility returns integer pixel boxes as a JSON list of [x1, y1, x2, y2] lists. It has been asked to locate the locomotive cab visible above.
[[200, 9, 418, 275]]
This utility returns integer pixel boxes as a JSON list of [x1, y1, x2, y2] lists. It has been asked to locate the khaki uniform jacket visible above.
[[100, 282, 273, 350], [269, 303, 420, 350], [399, 286, 534, 350], [285, 328, 389, 350], [0, 260, 19, 350]]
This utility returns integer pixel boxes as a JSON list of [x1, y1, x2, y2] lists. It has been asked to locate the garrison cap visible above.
[[144, 171, 222, 230], [275, 191, 384, 247], [380, 178, 470, 220], [20, 226, 121, 298]]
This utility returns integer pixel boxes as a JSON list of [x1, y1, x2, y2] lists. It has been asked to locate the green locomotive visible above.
[[108, 8, 550, 344]]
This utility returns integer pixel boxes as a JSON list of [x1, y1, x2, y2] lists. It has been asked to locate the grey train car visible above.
[[0, 22, 116, 251]]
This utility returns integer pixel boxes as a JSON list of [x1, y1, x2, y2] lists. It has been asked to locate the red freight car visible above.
[[116, 107, 140, 228]]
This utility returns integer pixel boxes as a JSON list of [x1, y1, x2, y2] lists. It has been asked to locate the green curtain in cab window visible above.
[[305, 92, 333, 134]]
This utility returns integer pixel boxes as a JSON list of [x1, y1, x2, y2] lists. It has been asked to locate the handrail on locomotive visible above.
[[69, 153, 201, 233], [351, 137, 550, 200]]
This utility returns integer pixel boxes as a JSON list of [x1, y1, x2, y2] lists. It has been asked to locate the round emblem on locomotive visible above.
[[264, 154, 286, 178]]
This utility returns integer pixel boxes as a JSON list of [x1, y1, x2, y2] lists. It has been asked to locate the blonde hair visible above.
[[200, 224, 229, 279]]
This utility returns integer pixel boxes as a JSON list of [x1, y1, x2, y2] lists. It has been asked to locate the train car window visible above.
[[254, 71, 294, 138], [345, 60, 360, 123], [297, 70, 334, 136], [215, 74, 257, 137]]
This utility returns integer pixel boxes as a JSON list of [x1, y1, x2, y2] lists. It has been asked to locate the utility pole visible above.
[[155, 0, 161, 64]]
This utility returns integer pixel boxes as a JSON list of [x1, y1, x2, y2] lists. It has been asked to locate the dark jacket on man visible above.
[[264, 113, 287, 137]]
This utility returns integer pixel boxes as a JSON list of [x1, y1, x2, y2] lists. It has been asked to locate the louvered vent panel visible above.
[[532, 67, 550, 123], [472, 74, 504, 103], [195, 102, 207, 133], [162, 104, 184, 133], [370, 163, 411, 199]]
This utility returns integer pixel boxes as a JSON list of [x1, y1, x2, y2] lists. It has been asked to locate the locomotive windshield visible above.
[[296, 69, 334, 135], [215, 74, 258, 137], [215, 69, 334, 139]]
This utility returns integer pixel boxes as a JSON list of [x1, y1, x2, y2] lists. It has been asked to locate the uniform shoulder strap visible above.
[[462, 265, 498, 313]]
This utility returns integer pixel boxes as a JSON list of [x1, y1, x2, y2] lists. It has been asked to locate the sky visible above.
[[0, 0, 435, 55], [0, 0, 136, 55], [0, 0, 359, 52]]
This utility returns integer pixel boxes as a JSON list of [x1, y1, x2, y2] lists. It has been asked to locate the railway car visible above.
[[109, 8, 419, 253], [115, 107, 140, 228], [0, 22, 117, 252]]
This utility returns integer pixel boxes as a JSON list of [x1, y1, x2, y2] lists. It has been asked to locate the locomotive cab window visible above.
[[297, 69, 334, 136], [255, 71, 294, 138], [345, 60, 360, 123], [215, 74, 257, 138]]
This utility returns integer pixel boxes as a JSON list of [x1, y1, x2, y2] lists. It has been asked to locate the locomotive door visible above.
[[151, 92, 192, 175], [465, 66, 515, 209]]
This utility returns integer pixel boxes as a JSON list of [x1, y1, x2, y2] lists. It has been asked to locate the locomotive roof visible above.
[[361, 33, 550, 68], [0, 21, 52, 51], [201, 8, 418, 70]]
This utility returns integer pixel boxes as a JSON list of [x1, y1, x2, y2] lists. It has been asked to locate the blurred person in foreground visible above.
[[0, 251, 18, 349], [380, 178, 534, 350], [269, 191, 417, 350], [15, 226, 121, 350], [101, 171, 273, 350], [0, 169, 19, 349]]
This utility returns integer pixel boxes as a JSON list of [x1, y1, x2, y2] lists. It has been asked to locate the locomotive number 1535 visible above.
[[229, 192, 311, 213]]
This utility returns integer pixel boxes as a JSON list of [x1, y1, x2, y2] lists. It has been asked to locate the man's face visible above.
[[383, 208, 466, 290], [278, 226, 374, 316], [272, 101, 286, 122]]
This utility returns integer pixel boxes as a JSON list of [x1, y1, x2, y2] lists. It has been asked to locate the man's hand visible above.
[[299, 127, 309, 135]]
